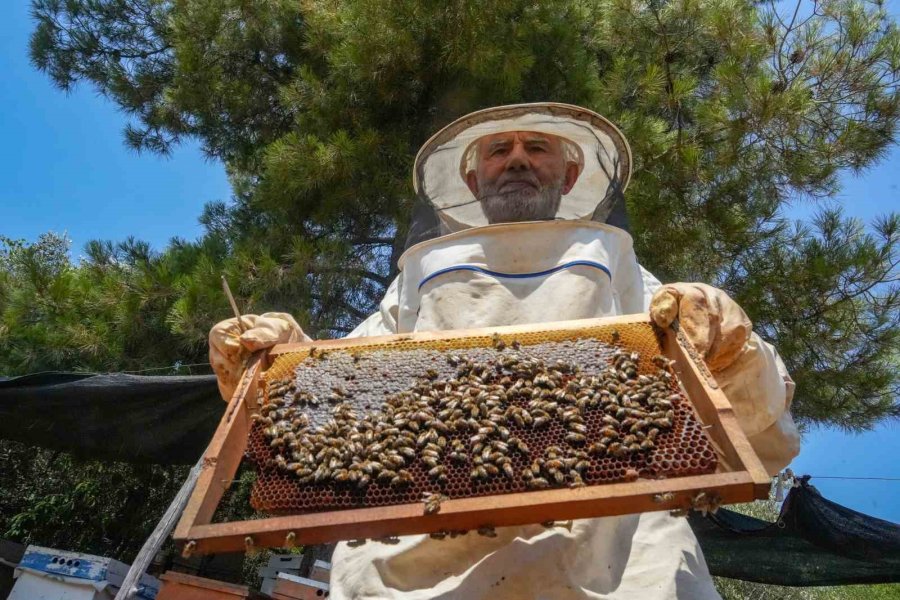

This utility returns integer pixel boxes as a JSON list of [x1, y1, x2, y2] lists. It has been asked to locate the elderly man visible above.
[[210, 103, 799, 599]]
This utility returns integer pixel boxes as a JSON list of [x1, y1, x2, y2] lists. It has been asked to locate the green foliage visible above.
[[1, 0, 896, 566], [0, 440, 187, 558], [0, 232, 218, 373]]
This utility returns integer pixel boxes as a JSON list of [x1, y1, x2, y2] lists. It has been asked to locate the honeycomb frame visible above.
[[173, 315, 772, 556]]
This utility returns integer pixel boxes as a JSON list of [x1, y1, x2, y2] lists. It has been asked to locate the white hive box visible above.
[[10, 545, 159, 600], [270, 573, 330, 600], [307, 560, 331, 584]]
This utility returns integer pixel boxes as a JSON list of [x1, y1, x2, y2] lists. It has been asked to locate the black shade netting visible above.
[[689, 477, 900, 586], [0, 372, 222, 464], [1, 373, 899, 585]]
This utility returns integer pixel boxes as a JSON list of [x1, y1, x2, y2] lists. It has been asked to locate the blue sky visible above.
[[0, 2, 231, 256], [1, 3, 898, 522]]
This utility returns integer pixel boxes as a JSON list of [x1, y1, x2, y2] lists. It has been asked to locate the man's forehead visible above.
[[478, 131, 562, 149]]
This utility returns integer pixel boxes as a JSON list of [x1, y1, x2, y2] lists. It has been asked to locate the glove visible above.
[[209, 312, 311, 401], [648, 282, 751, 373], [650, 283, 800, 474]]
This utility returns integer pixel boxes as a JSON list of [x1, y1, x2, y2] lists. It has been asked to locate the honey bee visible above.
[[568, 472, 586, 488], [470, 466, 488, 480], [564, 432, 586, 444], [491, 333, 506, 351], [528, 477, 550, 489], [377, 470, 397, 483], [477, 526, 497, 538]]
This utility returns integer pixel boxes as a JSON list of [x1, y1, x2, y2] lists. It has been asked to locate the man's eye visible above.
[[528, 145, 547, 153], [490, 148, 509, 157]]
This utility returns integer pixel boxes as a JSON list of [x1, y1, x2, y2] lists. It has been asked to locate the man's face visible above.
[[466, 131, 579, 224]]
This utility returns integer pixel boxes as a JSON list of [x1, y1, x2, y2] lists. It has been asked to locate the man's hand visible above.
[[209, 312, 311, 401], [649, 283, 751, 372]]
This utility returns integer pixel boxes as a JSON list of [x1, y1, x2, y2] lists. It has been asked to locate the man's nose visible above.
[[505, 143, 531, 171]]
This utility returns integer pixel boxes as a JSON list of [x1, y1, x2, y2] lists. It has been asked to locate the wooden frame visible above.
[[173, 315, 771, 555]]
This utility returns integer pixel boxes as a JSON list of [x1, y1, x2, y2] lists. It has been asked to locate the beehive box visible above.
[[173, 315, 770, 555]]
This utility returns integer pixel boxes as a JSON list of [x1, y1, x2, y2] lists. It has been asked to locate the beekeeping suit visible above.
[[209, 103, 800, 599]]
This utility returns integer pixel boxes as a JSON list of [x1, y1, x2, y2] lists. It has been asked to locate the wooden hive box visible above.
[[173, 315, 770, 555]]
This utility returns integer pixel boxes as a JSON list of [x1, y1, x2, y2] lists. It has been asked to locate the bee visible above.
[[527, 477, 550, 489], [363, 461, 384, 474], [569, 423, 588, 434], [477, 526, 498, 538], [562, 432, 584, 445], [375, 536, 401, 545], [611, 443, 631, 457], [601, 415, 620, 427], [588, 442, 607, 457], [492, 333, 506, 351], [600, 427, 618, 440], [377, 469, 397, 483], [423, 493, 447, 515], [395, 469, 413, 483]]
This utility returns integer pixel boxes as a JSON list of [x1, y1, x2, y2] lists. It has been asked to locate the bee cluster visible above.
[[246, 336, 717, 516]]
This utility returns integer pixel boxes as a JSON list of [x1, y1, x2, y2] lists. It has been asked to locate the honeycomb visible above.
[[246, 321, 717, 513]]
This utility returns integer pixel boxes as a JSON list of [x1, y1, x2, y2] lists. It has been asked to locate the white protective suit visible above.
[[326, 104, 800, 599]]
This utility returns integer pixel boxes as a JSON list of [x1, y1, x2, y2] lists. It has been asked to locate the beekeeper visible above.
[[209, 103, 800, 599]]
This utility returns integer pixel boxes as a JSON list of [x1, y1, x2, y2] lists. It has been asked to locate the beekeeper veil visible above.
[[406, 103, 633, 248]]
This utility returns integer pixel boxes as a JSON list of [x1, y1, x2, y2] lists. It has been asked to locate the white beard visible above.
[[478, 179, 564, 224]]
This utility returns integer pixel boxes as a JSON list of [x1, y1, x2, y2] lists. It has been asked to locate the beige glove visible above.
[[649, 282, 751, 372], [209, 312, 311, 401], [649, 283, 800, 474]]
